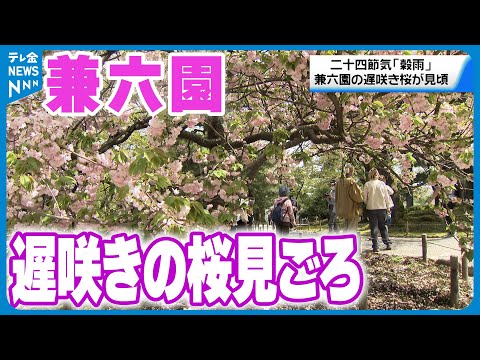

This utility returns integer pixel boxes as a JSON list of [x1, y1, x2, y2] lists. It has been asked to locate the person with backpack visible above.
[[271, 185, 296, 235], [289, 195, 299, 223]]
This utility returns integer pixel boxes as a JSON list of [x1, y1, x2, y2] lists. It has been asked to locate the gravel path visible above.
[[359, 234, 475, 291], [359, 235, 464, 262]]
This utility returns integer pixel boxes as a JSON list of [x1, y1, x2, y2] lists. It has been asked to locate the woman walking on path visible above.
[[364, 168, 392, 252]]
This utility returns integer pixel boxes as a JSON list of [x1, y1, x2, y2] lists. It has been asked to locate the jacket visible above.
[[363, 179, 391, 210], [335, 177, 364, 220], [273, 196, 295, 224]]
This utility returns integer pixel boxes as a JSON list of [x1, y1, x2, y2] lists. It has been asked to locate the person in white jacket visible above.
[[364, 168, 392, 252]]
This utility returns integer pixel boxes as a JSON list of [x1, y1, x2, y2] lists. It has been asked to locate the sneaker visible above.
[[385, 245, 392, 250], [372, 248, 379, 253]]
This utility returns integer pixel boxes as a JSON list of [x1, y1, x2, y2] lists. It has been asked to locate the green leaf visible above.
[[426, 169, 438, 184], [76, 208, 89, 219], [14, 157, 42, 175], [143, 150, 153, 162], [190, 200, 205, 212], [293, 151, 312, 164], [150, 155, 162, 168], [339, 93, 350, 104], [41, 215, 53, 225], [265, 144, 283, 158], [26, 157, 43, 171], [211, 169, 228, 179], [128, 157, 148, 176], [29, 212, 42, 224], [118, 150, 129, 163], [201, 213, 216, 227], [226, 180, 247, 196], [165, 196, 190, 212], [459, 149, 473, 166], [19, 174, 34, 191], [211, 146, 227, 161], [144, 149, 165, 168], [231, 163, 244, 171], [167, 223, 187, 236], [6, 151, 16, 166], [187, 200, 205, 222], [117, 185, 130, 200], [78, 136, 93, 150], [273, 128, 290, 143], [227, 118, 242, 132], [151, 212, 165, 226], [187, 200, 216, 227], [405, 152, 416, 165], [412, 114, 424, 126], [57, 194, 71, 208], [218, 212, 235, 224], [56, 176, 76, 187], [360, 101, 369, 113], [155, 176, 172, 190], [245, 110, 256, 121]]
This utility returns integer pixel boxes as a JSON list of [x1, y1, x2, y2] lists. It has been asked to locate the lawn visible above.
[[292, 222, 449, 238]]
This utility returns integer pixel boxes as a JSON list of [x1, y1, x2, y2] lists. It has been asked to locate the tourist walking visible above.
[[335, 163, 364, 232], [364, 168, 392, 252]]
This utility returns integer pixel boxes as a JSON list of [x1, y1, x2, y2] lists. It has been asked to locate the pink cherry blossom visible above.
[[399, 114, 414, 132], [436, 174, 457, 187], [182, 180, 204, 195], [186, 115, 200, 128], [148, 116, 167, 137], [365, 135, 384, 149]]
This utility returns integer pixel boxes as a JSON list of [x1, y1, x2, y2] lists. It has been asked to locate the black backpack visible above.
[[271, 198, 287, 224]]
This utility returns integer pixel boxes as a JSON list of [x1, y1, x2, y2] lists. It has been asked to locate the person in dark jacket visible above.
[[326, 179, 338, 232]]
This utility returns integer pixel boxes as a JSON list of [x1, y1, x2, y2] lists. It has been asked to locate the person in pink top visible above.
[[363, 168, 392, 252], [272, 185, 296, 235]]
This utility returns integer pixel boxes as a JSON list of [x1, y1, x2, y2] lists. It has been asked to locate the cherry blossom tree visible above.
[[6, 49, 473, 256]]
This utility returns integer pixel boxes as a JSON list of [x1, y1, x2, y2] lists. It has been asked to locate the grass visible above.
[[390, 255, 404, 262], [282, 221, 449, 238], [295, 204, 466, 239], [387, 230, 448, 238], [358, 223, 448, 238]]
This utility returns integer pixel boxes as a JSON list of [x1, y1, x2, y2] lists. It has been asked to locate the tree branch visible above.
[[327, 92, 344, 137], [98, 116, 151, 153]]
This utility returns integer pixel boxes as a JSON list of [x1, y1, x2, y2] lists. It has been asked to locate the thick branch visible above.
[[327, 92, 344, 137], [243, 137, 306, 179], [243, 153, 268, 179], [98, 116, 151, 153], [227, 77, 286, 93], [98, 118, 338, 154]]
